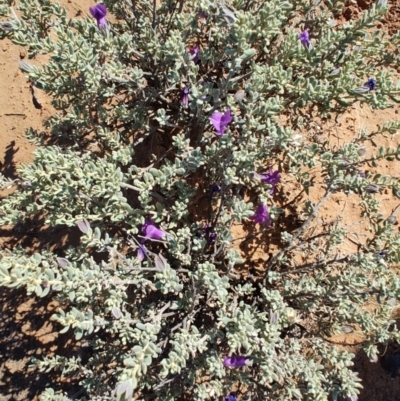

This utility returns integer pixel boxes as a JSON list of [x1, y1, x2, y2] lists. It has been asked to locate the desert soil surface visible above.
[[0, 0, 400, 400]]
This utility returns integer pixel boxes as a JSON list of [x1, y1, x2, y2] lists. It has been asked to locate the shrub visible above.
[[0, 0, 400, 400]]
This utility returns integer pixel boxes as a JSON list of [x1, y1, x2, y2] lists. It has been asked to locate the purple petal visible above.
[[89, 3, 107, 20], [366, 78, 376, 91], [77, 219, 91, 233], [145, 226, 166, 241], [210, 111, 223, 134], [89, 4, 107, 29], [181, 87, 189, 108], [199, 11, 208, 19], [259, 170, 281, 193], [223, 355, 248, 368], [97, 16, 107, 28], [137, 245, 147, 262], [142, 218, 167, 241], [219, 113, 232, 134], [250, 204, 271, 225], [189, 46, 200, 64], [221, 108, 232, 126], [210, 184, 221, 195], [299, 30, 309, 41], [260, 170, 281, 186], [224, 393, 237, 401], [203, 224, 217, 244], [208, 232, 217, 243], [210, 109, 232, 136], [299, 30, 311, 48]]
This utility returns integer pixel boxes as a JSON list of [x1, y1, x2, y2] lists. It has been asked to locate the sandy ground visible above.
[[0, 0, 400, 400]]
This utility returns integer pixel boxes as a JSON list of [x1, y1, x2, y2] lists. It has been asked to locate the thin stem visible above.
[[284, 288, 380, 301], [265, 185, 333, 276], [243, 0, 253, 12], [152, 0, 157, 29], [120, 182, 166, 202], [279, 254, 354, 274], [163, 0, 179, 43]]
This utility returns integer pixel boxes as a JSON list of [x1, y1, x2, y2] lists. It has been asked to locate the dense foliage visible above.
[[0, 0, 400, 400]]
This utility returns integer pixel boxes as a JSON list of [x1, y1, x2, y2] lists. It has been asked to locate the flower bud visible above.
[[357, 146, 366, 156], [0, 21, 14, 32], [365, 183, 380, 193], [375, 250, 388, 260]]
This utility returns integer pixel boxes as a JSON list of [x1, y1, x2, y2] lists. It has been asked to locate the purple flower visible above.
[[366, 78, 376, 91], [210, 109, 232, 136], [181, 87, 189, 108], [299, 30, 311, 48], [199, 11, 208, 19], [252, 170, 281, 193], [89, 3, 107, 28], [137, 244, 147, 262], [223, 356, 248, 368], [189, 46, 200, 64], [203, 224, 217, 243], [357, 170, 366, 178], [255, 170, 281, 194], [346, 397, 358, 401], [261, 170, 281, 186], [142, 218, 167, 241], [224, 393, 237, 401], [210, 184, 221, 195], [250, 204, 271, 225], [209, 231, 217, 242]]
